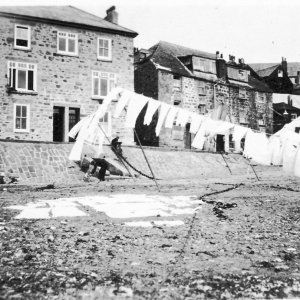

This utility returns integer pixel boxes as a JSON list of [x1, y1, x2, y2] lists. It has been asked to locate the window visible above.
[[173, 75, 181, 91], [258, 92, 265, 102], [193, 57, 216, 73], [239, 88, 246, 99], [99, 112, 112, 137], [8, 61, 37, 92], [198, 104, 206, 114], [57, 31, 78, 55], [97, 38, 112, 60], [229, 134, 235, 149], [14, 104, 30, 132], [198, 81, 206, 95], [278, 70, 283, 77], [238, 70, 247, 81], [291, 113, 297, 120], [14, 25, 31, 49], [92, 71, 116, 98]]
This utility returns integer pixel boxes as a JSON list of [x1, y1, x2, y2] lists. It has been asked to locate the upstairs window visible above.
[[92, 71, 116, 98], [57, 31, 78, 55], [238, 69, 248, 81], [198, 81, 206, 95], [291, 113, 297, 120], [14, 104, 30, 132], [8, 61, 37, 92], [14, 25, 31, 50], [173, 75, 182, 91], [239, 88, 246, 99], [278, 70, 283, 77], [97, 38, 112, 60], [194, 58, 216, 73], [198, 104, 206, 114]]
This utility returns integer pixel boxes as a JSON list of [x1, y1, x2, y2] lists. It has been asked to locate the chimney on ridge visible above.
[[296, 71, 300, 85], [104, 6, 118, 24], [281, 57, 287, 73]]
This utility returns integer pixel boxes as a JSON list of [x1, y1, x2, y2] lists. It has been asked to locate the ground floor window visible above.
[[14, 104, 30, 132], [99, 111, 112, 138]]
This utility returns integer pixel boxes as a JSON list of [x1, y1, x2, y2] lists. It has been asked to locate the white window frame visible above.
[[13, 103, 30, 133], [291, 113, 297, 120], [14, 24, 31, 50], [92, 71, 116, 98], [239, 88, 246, 99], [97, 38, 112, 61], [57, 31, 78, 56], [7, 61, 37, 92]]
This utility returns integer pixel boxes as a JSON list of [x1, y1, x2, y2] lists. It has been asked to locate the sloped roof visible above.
[[250, 62, 300, 77], [248, 76, 273, 93], [148, 41, 216, 77], [273, 102, 300, 112], [256, 64, 279, 77], [0, 6, 138, 37]]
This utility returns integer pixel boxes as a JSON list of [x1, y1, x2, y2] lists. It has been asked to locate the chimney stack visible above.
[[281, 57, 287, 73], [216, 51, 220, 59], [104, 6, 118, 24], [296, 71, 300, 85], [216, 53, 227, 81]]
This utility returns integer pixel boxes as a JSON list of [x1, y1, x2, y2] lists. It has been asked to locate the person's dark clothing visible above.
[[111, 137, 123, 157], [91, 158, 108, 181]]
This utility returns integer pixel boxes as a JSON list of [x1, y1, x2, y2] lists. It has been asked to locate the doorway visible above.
[[184, 123, 192, 149], [216, 134, 225, 152], [53, 106, 65, 142]]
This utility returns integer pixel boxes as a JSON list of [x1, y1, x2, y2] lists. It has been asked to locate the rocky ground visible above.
[[0, 173, 300, 300]]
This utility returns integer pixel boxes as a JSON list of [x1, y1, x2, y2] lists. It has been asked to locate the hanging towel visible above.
[[191, 118, 213, 149], [232, 125, 251, 143], [176, 109, 191, 127], [143, 98, 161, 125], [68, 114, 94, 161], [164, 106, 179, 128], [209, 120, 234, 137], [102, 87, 123, 109], [68, 116, 89, 139], [113, 90, 132, 118], [155, 103, 171, 136], [272, 93, 289, 104], [190, 113, 204, 134], [269, 136, 283, 166], [244, 131, 271, 165], [125, 93, 149, 128]]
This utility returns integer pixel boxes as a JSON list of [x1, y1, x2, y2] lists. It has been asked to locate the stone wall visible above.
[[0, 15, 135, 143], [0, 140, 278, 185]]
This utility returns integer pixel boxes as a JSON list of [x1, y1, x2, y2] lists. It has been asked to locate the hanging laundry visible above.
[[269, 136, 283, 166], [164, 106, 179, 128], [155, 103, 171, 136], [272, 93, 289, 104], [102, 87, 123, 109], [294, 146, 300, 177], [244, 131, 271, 165], [68, 116, 90, 139], [190, 113, 204, 134], [113, 90, 132, 118], [68, 114, 94, 161], [143, 98, 161, 125], [176, 109, 191, 127], [282, 139, 299, 174], [209, 120, 234, 137], [125, 93, 149, 128], [232, 125, 251, 143], [191, 118, 214, 149]]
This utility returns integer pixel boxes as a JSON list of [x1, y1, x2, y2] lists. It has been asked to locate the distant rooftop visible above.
[[0, 6, 138, 37]]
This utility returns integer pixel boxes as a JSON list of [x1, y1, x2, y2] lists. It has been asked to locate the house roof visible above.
[[273, 102, 300, 112], [248, 76, 273, 93], [255, 64, 280, 77], [0, 6, 138, 37], [250, 62, 300, 77]]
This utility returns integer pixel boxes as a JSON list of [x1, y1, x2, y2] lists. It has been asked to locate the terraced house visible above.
[[134, 41, 273, 152], [0, 6, 138, 144]]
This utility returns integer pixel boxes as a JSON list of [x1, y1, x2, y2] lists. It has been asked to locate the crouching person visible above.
[[86, 155, 109, 181]]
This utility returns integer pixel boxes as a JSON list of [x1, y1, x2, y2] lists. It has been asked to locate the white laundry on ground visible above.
[[113, 90, 132, 118], [125, 93, 149, 128], [176, 108, 191, 127], [143, 98, 161, 125], [164, 106, 179, 128], [155, 103, 171, 136], [190, 113, 204, 134], [244, 131, 271, 165]]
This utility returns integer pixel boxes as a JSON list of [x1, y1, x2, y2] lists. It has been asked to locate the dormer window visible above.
[[14, 25, 31, 50], [97, 38, 112, 61], [193, 57, 216, 73], [278, 70, 283, 77]]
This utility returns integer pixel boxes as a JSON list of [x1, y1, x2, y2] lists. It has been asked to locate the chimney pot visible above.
[[296, 71, 300, 85], [104, 5, 118, 24]]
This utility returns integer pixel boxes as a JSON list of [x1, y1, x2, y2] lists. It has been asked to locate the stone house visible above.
[[0, 6, 138, 144], [134, 41, 273, 152]]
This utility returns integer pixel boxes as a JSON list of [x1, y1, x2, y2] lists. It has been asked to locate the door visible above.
[[53, 106, 65, 142], [216, 134, 225, 152], [184, 123, 192, 149]]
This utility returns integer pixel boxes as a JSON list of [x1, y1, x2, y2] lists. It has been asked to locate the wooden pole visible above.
[[97, 123, 135, 181], [219, 151, 232, 175], [133, 128, 160, 192], [246, 157, 259, 181]]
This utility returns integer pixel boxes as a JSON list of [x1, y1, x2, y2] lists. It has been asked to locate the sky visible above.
[[1, 0, 300, 64]]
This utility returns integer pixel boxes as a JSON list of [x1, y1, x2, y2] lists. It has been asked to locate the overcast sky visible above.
[[2, 0, 300, 64]]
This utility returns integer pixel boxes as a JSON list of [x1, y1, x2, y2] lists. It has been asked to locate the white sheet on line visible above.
[[176, 109, 191, 127], [155, 103, 171, 136], [143, 98, 161, 125], [113, 90, 132, 118], [125, 93, 149, 128], [190, 113, 204, 134], [164, 106, 179, 128]]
